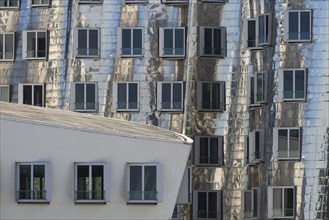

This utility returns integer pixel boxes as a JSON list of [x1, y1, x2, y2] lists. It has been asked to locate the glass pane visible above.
[[198, 192, 207, 218], [144, 166, 157, 200], [161, 83, 171, 109], [202, 83, 211, 109], [89, 30, 98, 55], [78, 30, 87, 55], [129, 166, 142, 200], [213, 28, 221, 55], [86, 84, 95, 110], [289, 129, 300, 158], [208, 192, 218, 218], [19, 165, 31, 199], [199, 137, 208, 164], [255, 131, 260, 159], [77, 165, 89, 200], [256, 73, 264, 102], [33, 165, 45, 199], [174, 29, 184, 55], [278, 129, 288, 158], [37, 32, 46, 58], [33, 85, 43, 107], [204, 28, 213, 55], [118, 83, 127, 109], [5, 34, 14, 59], [284, 188, 294, 216], [300, 12, 310, 40], [173, 83, 182, 109], [122, 29, 131, 55], [92, 166, 104, 200], [289, 12, 299, 40], [10, 0, 19, 6], [128, 83, 137, 109], [247, 20, 256, 47], [23, 85, 32, 105], [250, 76, 255, 104], [273, 188, 282, 216], [258, 15, 265, 44], [27, 32, 36, 58], [210, 138, 219, 164], [295, 70, 305, 99], [0, 87, 9, 102], [244, 191, 252, 217], [283, 71, 294, 99], [133, 29, 142, 55], [163, 29, 173, 55], [75, 84, 85, 110], [212, 83, 221, 110]]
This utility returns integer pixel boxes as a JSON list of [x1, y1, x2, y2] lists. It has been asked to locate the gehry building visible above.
[[0, 0, 328, 219]]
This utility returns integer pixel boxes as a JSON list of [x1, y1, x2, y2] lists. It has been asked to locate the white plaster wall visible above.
[[0, 119, 191, 220]]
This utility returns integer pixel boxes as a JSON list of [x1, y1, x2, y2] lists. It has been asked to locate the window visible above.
[[268, 186, 295, 218], [193, 190, 221, 219], [200, 27, 226, 57], [0, 0, 19, 8], [0, 32, 15, 61], [172, 204, 182, 220], [197, 81, 225, 112], [18, 84, 44, 107], [162, 0, 188, 4], [284, 10, 312, 42], [78, 0, 102, 3], [0, 85, 10, 102], [157, 81, 183, 111], [246, 130, 264, 165], [76, 28, 100, 57], [22, 30, 47, 59], [72, 82, 97, 111], [159, 27, 185, 58], [242, 187, 261, 219], [126, 163, 161, 204], [16, 162, 51, 203], [194, 136, 223, 166], [31, 0, 49, 6], [112, 82, 139, 111], [249, 72, 267, 106], [273, 127, 301, 160], [118, 28, 143, 57], [279, 69, 306, 101], [245, 19, 259, 49], [245, 14, 271, 48]]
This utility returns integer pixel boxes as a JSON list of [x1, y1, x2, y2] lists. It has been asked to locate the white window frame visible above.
[[78, 0, 103, 4], [162, 0, 188, 4], [246, 129, 264, 165], [248, 72, 267, 107], [126, 163, 162, 204], [18, 83, 44, 106], [193, 190, 222, 220], [284, 10, 312, 42], [244, 18, 261, 50], [268, 186, 295, 219], [16, 162, 51, 203], [112, 81, 139, 112], [71, 82, 97, 112], [241, 187, 261, 219], [279, 69, 307, 101], [197, 81, 225, 112], [117, 27, 144, 57], [0, 85, 10, 102], [257, 13, 271, 46], [22, 30, 47, 60], [159, 27, 185, 58], [125, 0, 148, 3], [199, 26, 226, 57], [31, 0, 50, 7], [75, 28, 100, 58], [0, 32, 15, 61], [157, 81, 184, 112], [273, 127, 301, 160], [0, 0, 19, 8], [194, 136, 223, 166]]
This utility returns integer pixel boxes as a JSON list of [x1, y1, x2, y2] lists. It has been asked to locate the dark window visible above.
[[117, 82, 138, 110]]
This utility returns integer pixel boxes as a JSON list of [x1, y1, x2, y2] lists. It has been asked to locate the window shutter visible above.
[[45, 162, 51, 202], [273, 128, 278, 159], [117, 28, 122, 57], [159, 28, 164, 57], [219, 136, 224, 166], [254, 187, 261, 218], [249, 131, 255, 162], [221, 27, 227, 57], [241, 190, 246, 218], [104, 163, 110, 202], [15, 162, 20, 201], [194, 136, 200, 165], [18, 84, 23, 104], [197, 81, 203, 111], [278, 70, 283, 101], [217, 191, 222, 219], [259, 129, 265, 161], [199, 26, 205, 56], [267, 13, 272, 45], [74, 29, 79, 57], [156, 82, 162, 111], [283, 11, 289, 42], [192, 191, 198, 219], [70, 83, 76, 111], [242, 20, 248, 49], [244, 136, 249, 165], [125, 163, 130, 201], [247, 75, 252, 106], [156, 163, 163, 202], [267, 187, 274, 218], [111, 82, 118, 112], [22, 31, 27, 60], [220, 81, 225, 111]]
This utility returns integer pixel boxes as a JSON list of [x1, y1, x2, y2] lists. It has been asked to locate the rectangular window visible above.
[[0, 32, 14, 61], [279, 69, 306, 101], [22, 30, 47, 59], [273, 127, 301, 160], [31, 0, 49, 6], [157, 81, 183, 111], [245, 19, 258, 48], [246, 130, 264, 165], [200, 26, 226, 57], [0, 85, 10, 102], [268, 186, 295, 218], [194, 136, 223, 166], [193, 190, 221, 219], [242, 187, 261, 219], [16, 162, 51, 203], [118, 28, 143, 57], [73, 82, 97, 111], [76, 28, 100, 57], [78, 0, 103, 3], [126, 163, 160, 204], [74, 163, 109, 203], [258, 14, 271, 45], [159, 27, 185, 58], [0, 0, 19, 8], [249, 72, 267, 106], [18, 84, 44, 107], [113, 82, 139, 111], [197, 81, 225, 112], [284, 10, 312, 42]]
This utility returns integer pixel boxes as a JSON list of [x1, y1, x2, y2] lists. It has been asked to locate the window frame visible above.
[[273, 127, 301, 160], [159, 27, 186, 58], [197, 81, 225, 112], [279, 69, 307, 101], [156, 81, 184, 112], [268, 186, 296, 219], [78, 0, 103, 4], [241, 187, 261, 219], [112, 81, 139, 112], [192, 190, 222, 220], [18, 83, 44, 107], [246, 129, 265, 165], [199, 26, 226, 58], [118, 27, 144, 57], [74, 162, 109, 204], [31, 0, 50, 7], [194, 136, 224, 167], [284, 10, 312, 42], [22, 30, 47, 60], [15, 161, 51, 203], [0, 85, 10, 102], [126, 162, 161, 204], [248, 72, 267, 107], [71, 82, 98, 112], [257, 13, 271, 46], [0, 0, 19, 9], [75, 28, 100, 58], [0, 32, 15, 61]]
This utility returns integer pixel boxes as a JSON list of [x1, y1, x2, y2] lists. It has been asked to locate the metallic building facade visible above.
[[0, 0, 328, 219]]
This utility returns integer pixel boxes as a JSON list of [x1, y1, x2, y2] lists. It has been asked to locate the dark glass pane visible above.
[[202, 83, 211, 109], [199, 137, 208, 164], [255, 131, 260, 159], [33, 165, 45, 199], [204, 28, 213, 54], [174, 29, 184, 55], [164, 29, 173, 55], [89, 30, 98, 55], [77, 165, 89, 200], [144, 166, 157, 200], [247, 20, 256, 47], [122, 29, 131, 55], [161, 83, 171, 109], [128, 83, 138, 109], [78, 30, 87, 55], [278, 129, 288, 158], [10, 0, 19, 6], [210, 138, 219, 164], [208, 192, 218, 218], [273, 188, 282, 217], [295, 70, 305, 99], [258, 15, 265, 44], [250, 76, 255, 104], [5, 33, 14, 59], [213, 28, 221, 55], [19, 165, 31, 199], [265, 15, 269, 43], [33, 85, 43, 107], [23, 85, 32, 105], [289, 12, 299, 40], [133, 29, 142, 55], [75, 84, 85, 110], [92, 166, 104, 200], [27, 32, 36, 58], [284, 188, 294, 216], [289, 129, 299, 158], [246, 137, 250, 164], [37, 32, 46, 57], [118, 83, 127, 109], [173, 83, 182, 109], [86, 84, 95, 110], [198, 192, 207, 218], [212, 83, 221, 110], [283, 71, 294, 98], [300, 12, 310, 40], [130, 166, 142, 200]]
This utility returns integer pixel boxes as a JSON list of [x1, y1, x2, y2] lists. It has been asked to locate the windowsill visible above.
[[75, 200, 107, 204], [160, 55, 185, 59], [31, 4, 50, 7], [76, 55, 100, 58], [277, 157, 300, 161], [281, 98, 305, 102], [198, 109, 225, 112], [116, 109, 139, 112], [199, 54, 225, 58], [162, 1, 189, 4], [271, 216, 295, 219], [74, 109, 98, 113], [127, 200, 158, 205], [120, 54, 144, 58], [196, 164, 222, 167], [125, 1, 148, 4], [201, 0, 227, 3], [17, 199, 50, 204], [0, 7, 19, 9], [286, 39, 311, 43], [0, 59, 15, 62], [26, 57, 47, 60], [247, 46, 263, 50], [158, 109, 183, 112], [78, 1, 103, 4]]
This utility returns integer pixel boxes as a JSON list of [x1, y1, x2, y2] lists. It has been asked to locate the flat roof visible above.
[[0, 102, 192, 144]]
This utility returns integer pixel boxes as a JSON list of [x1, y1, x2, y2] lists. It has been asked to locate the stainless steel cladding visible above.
[[0, 0, 328, 219]]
